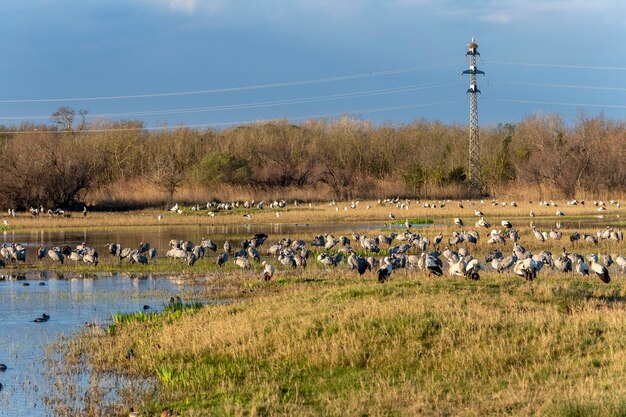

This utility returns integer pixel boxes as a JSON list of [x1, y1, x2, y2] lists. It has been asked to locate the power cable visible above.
[[1, 100, 463, 134], [0, 62, 458, 103], [0, 82, 461, 121]]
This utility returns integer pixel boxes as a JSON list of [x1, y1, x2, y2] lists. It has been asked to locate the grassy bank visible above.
[[48, 271, 626, 416]]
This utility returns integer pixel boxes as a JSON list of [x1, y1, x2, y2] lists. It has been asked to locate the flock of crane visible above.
[[127, 197, 626, 283], [0, 198, 623, 287]]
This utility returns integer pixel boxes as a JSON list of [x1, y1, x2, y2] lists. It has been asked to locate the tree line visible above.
[[0, 109, 623, 210]]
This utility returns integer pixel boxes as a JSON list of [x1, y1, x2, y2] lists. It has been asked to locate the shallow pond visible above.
[[0, 223, 434, 263], [0, 218, 617, 262], [0, 272, 203, 416]]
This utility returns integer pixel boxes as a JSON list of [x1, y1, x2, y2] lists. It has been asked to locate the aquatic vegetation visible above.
[[108, 299, 203, 335]]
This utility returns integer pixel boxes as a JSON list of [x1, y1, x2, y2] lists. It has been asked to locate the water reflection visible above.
[[1, 223, 433, 253]]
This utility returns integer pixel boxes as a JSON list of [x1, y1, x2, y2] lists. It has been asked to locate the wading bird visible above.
[[262, 261, 275, 281]]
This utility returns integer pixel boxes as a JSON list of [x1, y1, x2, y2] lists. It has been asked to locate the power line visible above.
[[0, 82, 461, 121], [491, 80, 626, 92], [484, 98, 626, 109], [0, 62, 458, 104], [487, 61, 626, 72], [1, 100, 464, 134]]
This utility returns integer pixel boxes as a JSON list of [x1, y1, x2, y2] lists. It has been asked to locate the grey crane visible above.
[[48, 247, 64, 264], [217, 252, 229, 267]]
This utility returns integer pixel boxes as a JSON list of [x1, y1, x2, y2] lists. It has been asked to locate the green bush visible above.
[[198, 152, 251, 185]]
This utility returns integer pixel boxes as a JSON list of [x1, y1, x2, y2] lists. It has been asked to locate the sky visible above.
[[0, 0, 624, 130]]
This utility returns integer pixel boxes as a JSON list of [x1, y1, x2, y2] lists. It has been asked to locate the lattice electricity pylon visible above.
[[462, 38, 484, 193]]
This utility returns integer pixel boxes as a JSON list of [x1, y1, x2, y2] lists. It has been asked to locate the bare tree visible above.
[[147, 129, 202, 204], [51, 107, 76, 131], [50, 107, 88, 131]]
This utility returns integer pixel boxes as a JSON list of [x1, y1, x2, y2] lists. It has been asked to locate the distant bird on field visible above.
[[48, 247, 64, 264], [217, 252, 229, 267], [575, 258, 589, 276], [262, 261, 275, 281], [590, 258, 610, 283], [378, 257, 393, 283]]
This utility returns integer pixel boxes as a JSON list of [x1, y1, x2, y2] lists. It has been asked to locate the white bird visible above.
[[514, 258, 537, 281], [454, 218, 464, 226], [377, 257, 393, 283], [589, 259, 610, 283], [501, 220, 512, 229], [262, 261, 275, 281], [474, 210, 483, 216], [448, 259, 466, 277], [575, 258, 590, 276], [615, 256, 626, 273], [465, 259, 482, 280], [476, 217, 490, 228]]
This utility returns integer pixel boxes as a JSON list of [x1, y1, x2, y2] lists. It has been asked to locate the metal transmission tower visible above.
[[462, 38, 484, 192]]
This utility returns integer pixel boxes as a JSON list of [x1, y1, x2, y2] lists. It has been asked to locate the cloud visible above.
[[142, 0, 199, 13], [390, 0, 626, 24], [136, 0, 373, 18], [480, 12, 511, 24], [134, 0, 626, 28], [135, 0, 229, 15]]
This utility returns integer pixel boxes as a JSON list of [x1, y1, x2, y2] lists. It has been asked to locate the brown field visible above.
[[3, 198, 623, 232]]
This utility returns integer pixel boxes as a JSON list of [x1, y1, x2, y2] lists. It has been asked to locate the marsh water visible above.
[[0, 219, 620, 416], [0, 272, 205, 416]]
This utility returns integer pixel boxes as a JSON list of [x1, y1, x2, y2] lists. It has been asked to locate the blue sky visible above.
[[0, 0, 624, 129]]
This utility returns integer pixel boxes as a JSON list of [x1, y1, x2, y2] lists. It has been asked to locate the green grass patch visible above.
[[108, 299, 203, 335], [50, 273, 626, 417]]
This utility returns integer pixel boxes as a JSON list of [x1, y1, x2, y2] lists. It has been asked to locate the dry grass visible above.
[[85, 179, 626, 212], [86, 180, 373, 210], [2, 197, 623, 233], [46, 269, 626, 417]]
